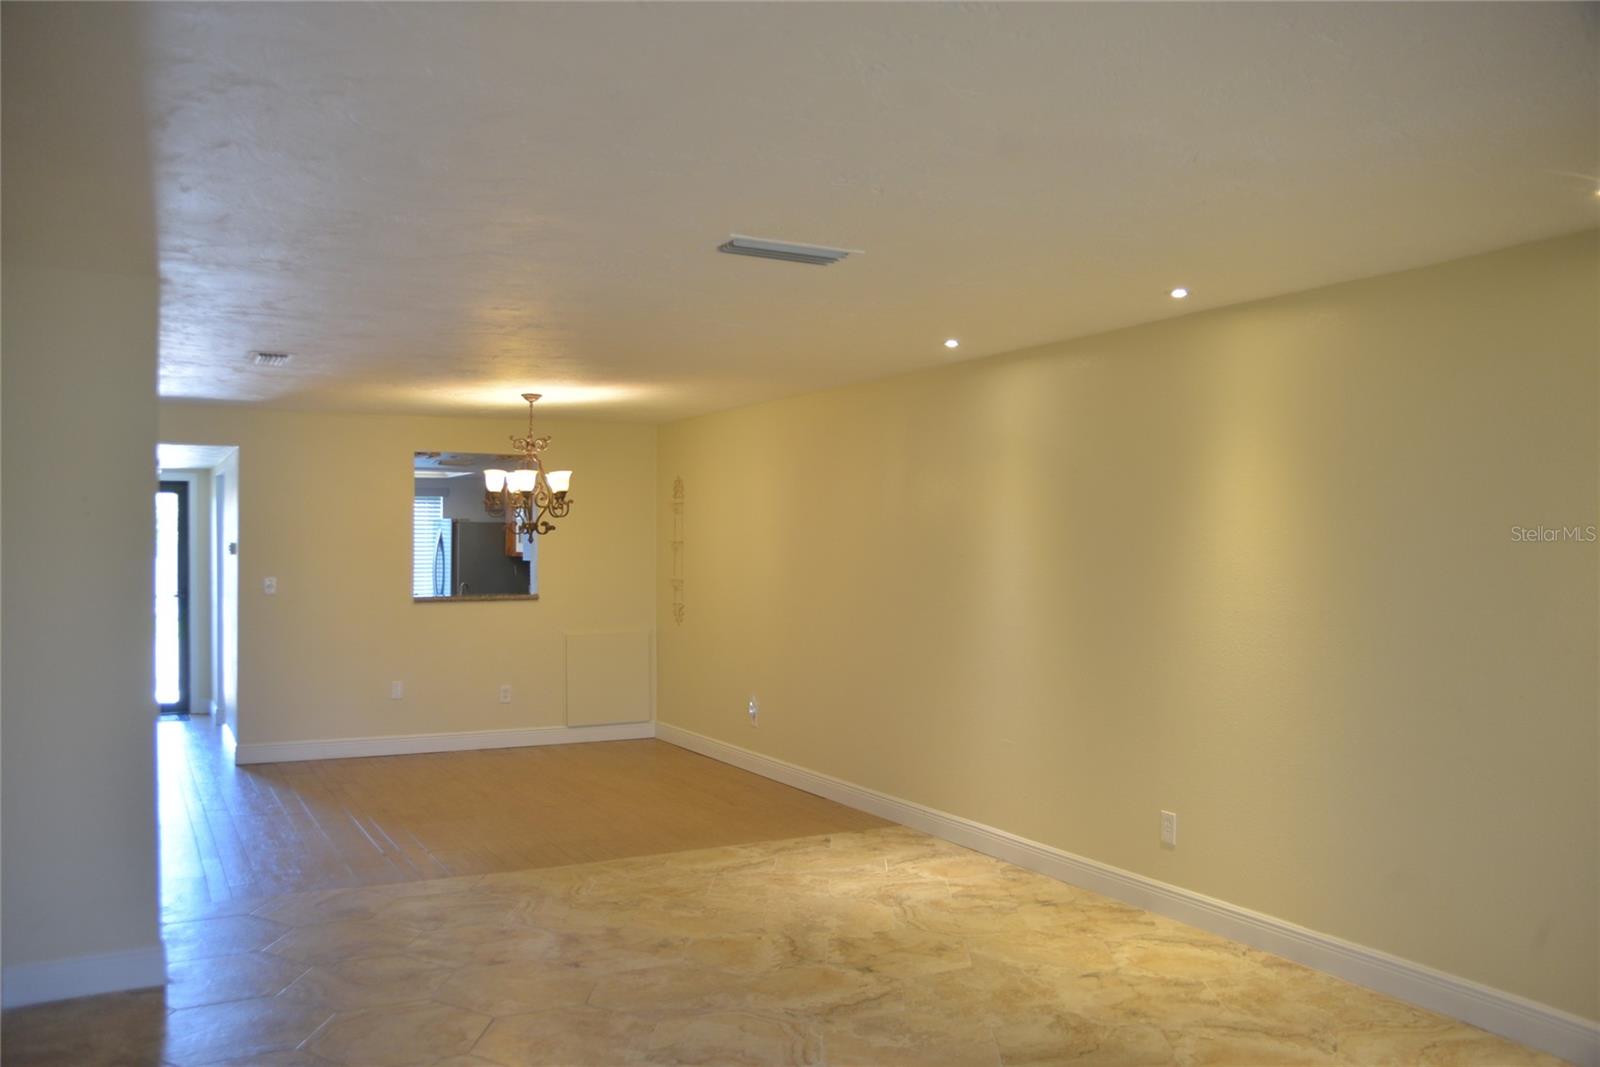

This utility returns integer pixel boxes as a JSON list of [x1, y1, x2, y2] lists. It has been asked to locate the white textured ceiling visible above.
[[129, 3, 1600, 419]]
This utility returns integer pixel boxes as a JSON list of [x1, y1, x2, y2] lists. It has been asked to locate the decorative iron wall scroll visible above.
[[671, 477, 685, 625]]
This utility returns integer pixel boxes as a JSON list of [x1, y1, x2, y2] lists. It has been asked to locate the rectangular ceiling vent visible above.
[[250, 350, 293, 367], [717, 234, 858, 266]]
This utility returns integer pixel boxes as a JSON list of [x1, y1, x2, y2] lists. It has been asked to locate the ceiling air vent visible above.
[[250, 350, 293, 367], [717, 234, 858, 266]]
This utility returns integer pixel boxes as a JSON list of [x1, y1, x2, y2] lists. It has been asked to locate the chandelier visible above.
[[482, 393, 573, 536]]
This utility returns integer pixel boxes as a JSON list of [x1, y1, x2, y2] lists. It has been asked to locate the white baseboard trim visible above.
[[235, 721, 656, 765], [1, 945, 167, 1009], [656, 722, 1599, 1067]]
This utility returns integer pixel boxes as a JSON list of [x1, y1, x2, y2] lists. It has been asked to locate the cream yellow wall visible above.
[[2, 3, 163, 995], [657, 231, 1600, 1020], [2, 265, 162, 980], [158, 405, 655, 745]]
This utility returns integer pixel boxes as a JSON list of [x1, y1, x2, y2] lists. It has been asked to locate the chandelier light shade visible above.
[[481, 393, 576, 536]]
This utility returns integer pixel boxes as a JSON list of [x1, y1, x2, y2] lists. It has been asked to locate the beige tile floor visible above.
[[1, 826, 1567, 1066]]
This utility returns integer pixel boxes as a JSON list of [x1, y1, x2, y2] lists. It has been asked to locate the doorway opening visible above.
[[153, 442, 239, 732], [155, 442, 241, 915], [155, 480, 191, 715]]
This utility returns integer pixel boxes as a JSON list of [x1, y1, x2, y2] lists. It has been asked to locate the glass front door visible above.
[[155, 480, 190, 714]]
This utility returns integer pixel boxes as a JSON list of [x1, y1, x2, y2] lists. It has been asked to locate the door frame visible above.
[[158, 479, 191, 715]]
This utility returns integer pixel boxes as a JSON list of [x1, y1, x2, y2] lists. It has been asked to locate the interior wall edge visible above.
[[656, 721, 1600, 1067], [2, 260, 162, 976]]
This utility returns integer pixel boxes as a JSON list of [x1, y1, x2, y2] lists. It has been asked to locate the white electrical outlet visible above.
[[747, 697, 759, 726], [263, 576, 278, 595], [1160, 810, 1178, 848], [390, 681, 404, 700], [499, 684, 512, 704]]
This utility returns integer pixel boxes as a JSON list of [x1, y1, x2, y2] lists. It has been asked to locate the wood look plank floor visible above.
[[158, 717, 886, 921]]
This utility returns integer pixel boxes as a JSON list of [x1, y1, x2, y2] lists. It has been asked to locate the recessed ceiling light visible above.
[[1169, 288, 1189, 300], [944, 338, 960, 349]]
